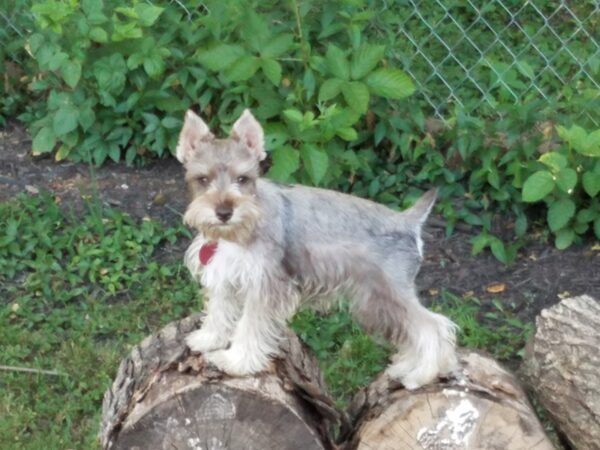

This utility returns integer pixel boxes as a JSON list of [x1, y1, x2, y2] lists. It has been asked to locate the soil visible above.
[[1, 122, 599, 327]]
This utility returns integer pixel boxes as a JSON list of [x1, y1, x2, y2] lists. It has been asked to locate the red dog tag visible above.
[[199, 242, 218, 265]]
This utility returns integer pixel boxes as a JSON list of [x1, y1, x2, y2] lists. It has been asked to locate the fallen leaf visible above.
[[463, 290, 475, 298], [558, 291, 571, 299], [486, 283, 506, 294], [25, 185, 39, 195], [428, 288, 439, 296], [592, 244, 600, 251], [153, 191, 167, 206]]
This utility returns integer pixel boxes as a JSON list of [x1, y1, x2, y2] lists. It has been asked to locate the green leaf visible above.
[[547, 198, 575, 231], [32, 126, 56, 154], [583, 171, 600, 197], [134, 3, 164, 27], [161, 117, 181, 129], [61, 60, 81, 88], [555, 228, 575, 250], [594, 218, 600, 240], [143, 55, 165, 78], [318, 79, 343, 102], [576, 209, 595, 223], [336, 127, 358, 141], [225, 55, 260, 82], [471, 233, 490, 255], [490, 239, 508, 264], [539, 151, 567, 173], [89, 27, 108, 43], [261, 59, 282, 86], [111, 21, 142, 41], [93, 54, 126, 95], [196, 44, 245, 71], [53, 105, 79, 136], [269, 146, 299, 181], [54, 144, 71, 161], [366, 68, 415, 99], [515, 214, 527, 237], [325, 45, 350, 80], [341, 81, 370, 114], [555, 168, 577, 193], [240, 11, 270, 53], [300, 144, 329, 185], [573, 128, 600, 157], [522, 171, 555, 202], [557, 125, 586, 149], [261, 33, 295, 58], [79, 104, 95, 131], [283, 109, 303, 123], [350, 44, 385, 80], [516, 60, 534, 79]]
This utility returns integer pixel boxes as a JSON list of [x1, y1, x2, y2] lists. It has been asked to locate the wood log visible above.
[[100, 314, 348, 450], [523, 294, 600, 450], [348, 350, 553, 450]]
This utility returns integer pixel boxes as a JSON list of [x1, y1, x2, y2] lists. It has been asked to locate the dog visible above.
[[177, 109, 458, 389]]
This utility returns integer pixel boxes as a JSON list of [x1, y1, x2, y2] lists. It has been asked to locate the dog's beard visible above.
[[184, 196, 261, 243]]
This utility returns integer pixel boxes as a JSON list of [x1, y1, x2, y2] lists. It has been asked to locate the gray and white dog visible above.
[[177, 109, 457, 389]]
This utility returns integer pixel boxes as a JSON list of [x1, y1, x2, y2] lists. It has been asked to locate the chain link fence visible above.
[[391, 0, 600, 124], [2, 1, 600, 124]]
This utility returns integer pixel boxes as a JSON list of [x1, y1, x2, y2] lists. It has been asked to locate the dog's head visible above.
[[176, 109, 265, 243]]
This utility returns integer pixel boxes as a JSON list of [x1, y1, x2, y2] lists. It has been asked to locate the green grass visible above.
[[1, 193, 533, 449], [0, 193, 197, 448]]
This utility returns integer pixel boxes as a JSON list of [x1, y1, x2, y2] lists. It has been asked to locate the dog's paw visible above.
[[203, 348, 268, 376], [386, 356, 437, 390], [185, 328, 229, 353]]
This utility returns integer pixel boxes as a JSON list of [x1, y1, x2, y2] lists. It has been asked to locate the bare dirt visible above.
[[1, 122, 599, 326]]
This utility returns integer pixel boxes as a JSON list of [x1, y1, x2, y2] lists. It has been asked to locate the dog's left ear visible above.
[[231, 109, 267, 161]]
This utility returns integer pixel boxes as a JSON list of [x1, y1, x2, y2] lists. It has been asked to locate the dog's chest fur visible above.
[[185, 236, 268, 294]]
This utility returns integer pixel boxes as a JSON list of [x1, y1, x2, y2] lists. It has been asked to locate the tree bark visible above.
[[100, 314, 347, 450], [523, 294, 600, 450], [348, 350, 553, 450]]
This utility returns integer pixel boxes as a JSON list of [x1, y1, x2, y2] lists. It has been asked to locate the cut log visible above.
[[523, 294, 600, 450], [100, 314, 347, 450], [349, 350, 553, 450]]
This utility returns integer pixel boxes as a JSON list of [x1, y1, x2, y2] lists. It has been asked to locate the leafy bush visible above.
[[0, 0, 35, 125], [22, 0, 414, 185], [521, 124, 600, 248]]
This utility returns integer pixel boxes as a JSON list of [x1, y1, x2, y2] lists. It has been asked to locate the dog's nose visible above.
[[215, 205, 233, 223]]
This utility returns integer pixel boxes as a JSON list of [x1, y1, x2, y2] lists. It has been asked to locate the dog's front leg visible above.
[[186, 289, 241, 353], [204, 282, 298, 376]]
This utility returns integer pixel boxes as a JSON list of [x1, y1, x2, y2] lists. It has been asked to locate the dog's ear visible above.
[[231, 109, 266, 161], [176, 110, 213, 163]]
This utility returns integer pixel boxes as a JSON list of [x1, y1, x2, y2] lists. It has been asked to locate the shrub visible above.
[[21, 0, 414, 186]]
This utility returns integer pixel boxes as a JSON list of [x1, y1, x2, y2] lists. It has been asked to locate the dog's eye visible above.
[[237, 176, 250, 185], [197, 176, 209, 185]]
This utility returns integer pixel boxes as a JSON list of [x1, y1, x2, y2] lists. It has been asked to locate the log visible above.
[[523, 294, 600, 450], [348, 350, 553, 450], [100, 314, 347, 450]]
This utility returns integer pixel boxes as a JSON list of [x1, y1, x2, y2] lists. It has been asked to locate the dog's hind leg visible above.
[[350, 271, 457, 389]]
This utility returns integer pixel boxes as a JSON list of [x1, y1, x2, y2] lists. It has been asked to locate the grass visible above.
[[1, 193, 533, 449]]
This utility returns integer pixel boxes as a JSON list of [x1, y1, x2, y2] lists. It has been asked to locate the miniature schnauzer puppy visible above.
[[177, 109, 457, 389]]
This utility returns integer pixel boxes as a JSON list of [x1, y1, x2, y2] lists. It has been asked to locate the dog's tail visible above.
[[401, 188, 437, 230]]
